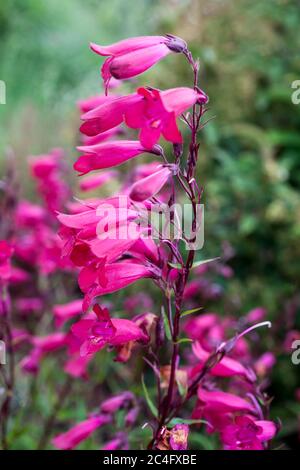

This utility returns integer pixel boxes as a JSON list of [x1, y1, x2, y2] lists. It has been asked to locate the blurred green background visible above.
[[1, 0, 300, 449]]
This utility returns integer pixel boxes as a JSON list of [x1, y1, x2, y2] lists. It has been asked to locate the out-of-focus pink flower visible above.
[[246, 307, 267, 324], [169, 424, 189, 450], [79, 171, 118, 192], [283, 330, 300, 353], [102, 433, 128, 450], [90, 35, 187, 88], [53, 299, 83, 328], [254, 352, 276, 377], [15, 297, 43, 316], [71, 304, 149, 356], [0, 240, 13, 281], [129, 166, 171, 202], [75, 141, 161, 174], [100, 391, 134, 413], [52, 415, 111, 450], [220, 415, 276, 450], [78, 95, 109, 113], [125, 407, 139, 427], [12, 328, 31, 349], [32, 332, 68, 352], [185, 313, 224, 350], [20, 349, 40, 374], [21, 332, 68, 374], [124, 292, 153, 314], [29, 149, 70, 213], [15, 201, 46, 227], [64, 353, 93, 379]]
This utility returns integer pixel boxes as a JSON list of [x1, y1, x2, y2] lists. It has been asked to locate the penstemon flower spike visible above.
[[50, 34, 278, 451]]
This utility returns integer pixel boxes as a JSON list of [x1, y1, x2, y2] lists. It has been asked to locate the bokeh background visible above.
[[1, 0, 300, 449]]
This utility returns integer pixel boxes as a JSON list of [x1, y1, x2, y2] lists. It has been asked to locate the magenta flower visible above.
[[169, 424, 189, 450], [78, 261, 156, 305], [64, 353, 93, 379], [129, 166, 171, 202], [15, 297, 43, 316], [90, 35, 187, 88], [100, 391, 134, 413], [75, 140, 161, 174], [53, 299, 83, 328], [71, 304, 149, 356], [102, 433, 128, 450], [79, 170, 118, 192], [125, 87, 207, 148], [191, 341, 255, 381], [21, 332, 68, 374], [197, 388, 256, 414], [80, 94, 140, 136], [220, 416, 277, 450], [254, 352, 276, 377], [80, 87, 207, 149], [0, 240, 13, 281], [52, 415, 111, 450]]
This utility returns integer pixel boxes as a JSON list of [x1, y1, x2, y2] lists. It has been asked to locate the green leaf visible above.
[[181, 307, 203, 317], [191, 257, 220, 269], [169, 418, 209, 426], [175, 338, 193, 345], [189, 432, 216, 450], [176, 378, 188, 399], [169, 258, 220, 270], [141, 375, 158, 418], [168, 262, 183, 269], [161, 306, 172, 341]]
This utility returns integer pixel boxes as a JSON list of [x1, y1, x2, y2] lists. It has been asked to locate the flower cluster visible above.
[[0, 34, 280, 451]]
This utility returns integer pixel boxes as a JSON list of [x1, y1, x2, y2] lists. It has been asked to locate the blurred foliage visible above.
[[1, 0, 300, 449]]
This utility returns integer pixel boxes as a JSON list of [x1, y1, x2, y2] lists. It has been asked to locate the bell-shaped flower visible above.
[[71, 304, 149, 356], [75, 140, 161, 174], [220, 415, 277, 450], [129, 166, 171, 202], [90, 35, 187, 88], [52, 415, 111, 450]]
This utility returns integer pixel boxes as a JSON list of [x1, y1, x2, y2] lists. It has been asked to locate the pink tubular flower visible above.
[[124, 87, 207, 148], [71, 304, 149, 356], [15, 297, 43, 316], [129, 166, 171, 202], [90, 35, 187, 88], [29, 149, 70, 213], [78, 261, 156, 302], [254, 352, 276, 377], [80, 95, 139, 136], [191, 342, 255, 382], [75, 140, 161, 174], [169, 424, 189, 450], [80, 87, 207, 149], [79, 171, 118, 192], [220, 415, 277, 450], [53, 299, 83, 328], [197, 388, 256, 414], [52, 415, 111, 450], [21, 332, 68, 374], [64, 353, 93, 379], [102, 433, 128, 450], [100, 391, 134, 413], [0, 240, 13, 281]]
